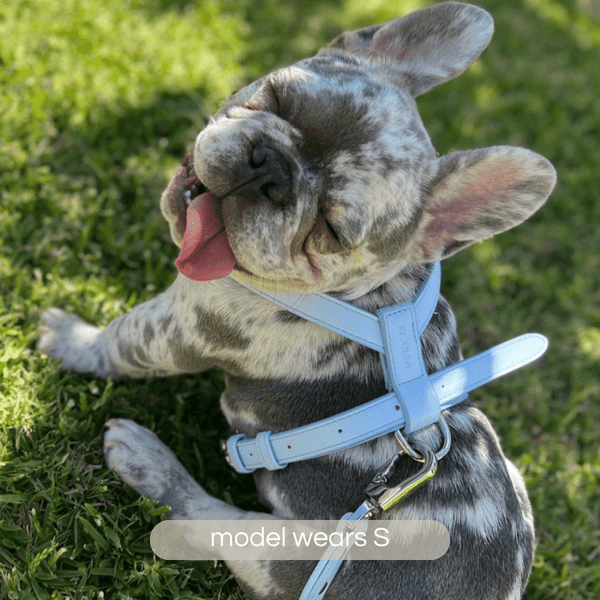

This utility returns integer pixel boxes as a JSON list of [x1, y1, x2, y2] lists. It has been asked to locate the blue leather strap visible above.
[[232, 263, 548, 600], [376, 304, 440, 433], [239, 262, 441, 353], [225, 334, 548, 473], [298, 503, 372, 600]]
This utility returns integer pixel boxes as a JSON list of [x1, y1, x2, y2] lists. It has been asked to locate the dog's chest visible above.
[[220, 372, 387, 437], [218, 287, 461, 437]]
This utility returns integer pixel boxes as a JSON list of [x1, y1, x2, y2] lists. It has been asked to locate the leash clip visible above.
[[301, 420, 446, 600], [364, 414, 449, 514], [371, 447, 437, 513]]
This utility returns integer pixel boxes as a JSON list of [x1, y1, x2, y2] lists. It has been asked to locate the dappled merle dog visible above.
[[38, 3, 556, 599]]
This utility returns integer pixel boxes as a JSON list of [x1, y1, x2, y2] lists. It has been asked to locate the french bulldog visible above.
[[38, 3, 556, 598]]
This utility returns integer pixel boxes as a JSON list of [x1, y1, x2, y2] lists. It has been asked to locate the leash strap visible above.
[[225, 334, 547, 473], [298, 503, 372, 600], [302, 445, 440, 600]]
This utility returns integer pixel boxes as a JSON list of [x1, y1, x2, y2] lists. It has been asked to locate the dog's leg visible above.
[[104, 416, 534, 600], [103, 418, 259, 519], [37, 294, 186, 379], [104, 419, 297, 599], [37, 275, 250, 379]]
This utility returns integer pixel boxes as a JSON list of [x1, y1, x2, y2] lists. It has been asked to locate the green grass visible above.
[[1, 0, 600, 598]]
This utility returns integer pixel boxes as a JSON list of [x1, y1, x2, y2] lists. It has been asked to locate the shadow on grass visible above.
[[16, 0, 351, 518]]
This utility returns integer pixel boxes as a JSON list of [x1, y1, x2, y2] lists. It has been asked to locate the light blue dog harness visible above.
[[230, 262, 547, 599]]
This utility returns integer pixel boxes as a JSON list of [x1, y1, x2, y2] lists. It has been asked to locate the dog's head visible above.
[[161, 2, 556, 295]]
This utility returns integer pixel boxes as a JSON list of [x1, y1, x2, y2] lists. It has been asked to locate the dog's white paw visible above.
[[103, 418, 211, 514], [37, 308, 108, 375]]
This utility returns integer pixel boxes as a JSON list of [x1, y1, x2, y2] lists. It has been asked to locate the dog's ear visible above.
[[408, 146, 557, 262], [328, 2, 493, 96]]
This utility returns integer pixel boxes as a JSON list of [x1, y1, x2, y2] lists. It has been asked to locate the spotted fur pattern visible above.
[[38, 3, 556, 599]]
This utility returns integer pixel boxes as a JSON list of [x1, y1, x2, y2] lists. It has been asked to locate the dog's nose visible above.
[[234, 141, 291, 206]]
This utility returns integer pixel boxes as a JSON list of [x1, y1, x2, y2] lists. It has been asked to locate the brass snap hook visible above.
[[366, 447, 438, 513]]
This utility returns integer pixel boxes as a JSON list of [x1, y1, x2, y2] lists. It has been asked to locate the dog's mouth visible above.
[[173, 152, 239, 281], [169, 149, 330, 288], [179, 151, 207, 211]]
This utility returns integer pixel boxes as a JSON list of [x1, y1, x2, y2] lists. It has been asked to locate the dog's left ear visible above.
[[328, 2, 494, 96], [409, 146, 557, 262]]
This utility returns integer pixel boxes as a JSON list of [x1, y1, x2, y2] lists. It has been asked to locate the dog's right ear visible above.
[[408, 146, 557, 262], [328, 2, 493, 96]]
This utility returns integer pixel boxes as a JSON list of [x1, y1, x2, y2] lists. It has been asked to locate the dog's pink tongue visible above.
[[175, 192, 236, 281]]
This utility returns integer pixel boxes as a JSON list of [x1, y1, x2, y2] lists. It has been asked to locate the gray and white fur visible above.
[[38, 3, 556, 598]]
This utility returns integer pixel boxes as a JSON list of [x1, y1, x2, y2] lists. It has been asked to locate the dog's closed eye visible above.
[[306, 211, 346, 254], [241, 79, 281, 116]]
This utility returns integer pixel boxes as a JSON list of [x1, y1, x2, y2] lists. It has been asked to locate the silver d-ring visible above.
[[394, 414, 452, 462], [434, 414, 451, 459]]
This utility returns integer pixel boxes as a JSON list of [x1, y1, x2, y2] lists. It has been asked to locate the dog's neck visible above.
[[337, 262, 432, 309]]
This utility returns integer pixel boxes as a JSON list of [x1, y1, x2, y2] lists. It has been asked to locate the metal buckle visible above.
[[221, 439, 233, 466]]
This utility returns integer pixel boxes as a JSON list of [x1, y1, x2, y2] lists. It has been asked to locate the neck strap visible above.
[[238, 262, 441, 353]]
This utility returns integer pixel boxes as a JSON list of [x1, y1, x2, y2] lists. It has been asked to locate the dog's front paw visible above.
[[37, 308, 109, 376], [104, 419, 211, 515]]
